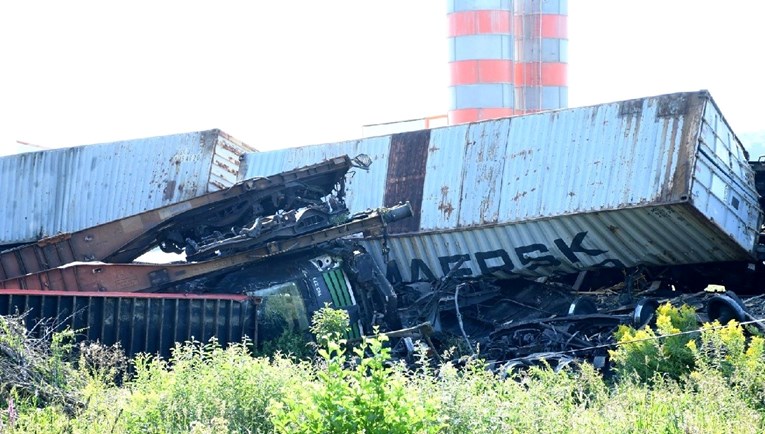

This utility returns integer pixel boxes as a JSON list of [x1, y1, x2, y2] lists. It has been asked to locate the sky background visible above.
[[1, 1, 764, 156]]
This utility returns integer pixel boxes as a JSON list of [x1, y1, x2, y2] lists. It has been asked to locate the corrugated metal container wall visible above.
[[0, 290, 259, 359], [0, 129, 255, 246], [242, 91, 761, 280]]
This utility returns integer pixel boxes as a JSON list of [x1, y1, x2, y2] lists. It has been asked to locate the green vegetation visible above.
[[3, 303, 765, 433], [609, 303, 699, 382]]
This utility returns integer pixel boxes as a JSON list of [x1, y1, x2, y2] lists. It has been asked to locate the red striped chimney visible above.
[[447, 0, 516, 124], [446, 0, 568, 124], [514, 0, 568, 114]]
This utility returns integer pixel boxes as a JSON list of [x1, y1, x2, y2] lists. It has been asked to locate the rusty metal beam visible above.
[[0, 156, 352, 281], [1, 203, 412, 293]]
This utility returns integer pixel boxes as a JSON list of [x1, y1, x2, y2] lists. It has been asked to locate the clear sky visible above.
[[1, 1, 763, 156]]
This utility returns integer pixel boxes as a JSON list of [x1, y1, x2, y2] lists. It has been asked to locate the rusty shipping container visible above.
[[0, 290, 259, 359], [241, 91, 762, 281], [0, 129, 255, 247]]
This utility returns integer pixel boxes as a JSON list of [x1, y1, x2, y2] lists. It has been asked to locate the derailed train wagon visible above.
[[1, 90, 764, 363], [0, 153, 412, 357], [241, 91, 761, 281], [0, 290, 259, 359]]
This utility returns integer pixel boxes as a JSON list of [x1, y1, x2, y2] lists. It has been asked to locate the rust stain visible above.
[[438, 185, 454, 219], [384, 130, 431, 234], [512, 191, 527, 201], [163, 180, 176, 201], [214, 160, 238, 175], [479, 198, 493, 223], [510, 149, 533, 159], [218, 140, 245, 156], [37, 233, 72, 247]]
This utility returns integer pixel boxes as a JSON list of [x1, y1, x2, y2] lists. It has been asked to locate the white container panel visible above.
[[419, 124, 469, 229], [498, 99, 686, 223], [457, 119, 510, 226], [0, 130, 254, 246], [241, 136, 392, 213], [691, 102, 761, 251], [211, 131, 256, 190]]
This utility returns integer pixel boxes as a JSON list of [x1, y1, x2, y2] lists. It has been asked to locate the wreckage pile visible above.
[[0, 91, 764, 371], [382, 261, 765, 371]]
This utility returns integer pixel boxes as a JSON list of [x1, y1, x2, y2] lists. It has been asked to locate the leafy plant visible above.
[[691, 319, 765, 409], [114, 338, 307, 434], [6, 306, 765, 434], [77, 341, 127, 385], [609, 303, 698, 382], [258, 329, 311, 359], [309, 303, 350, 347], [270, 321, 441, 434]]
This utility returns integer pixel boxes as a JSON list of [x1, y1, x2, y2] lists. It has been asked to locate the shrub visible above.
[[691, 319, 765, 410], [609, 303, 698, 382], [257, 329, 311, 359], [114, 338, 308, 434], [78, 341, 127, 385], [309, 303, 350, 346], [270, 307, 441, 434], [579, 372, 763, 433], [0, 316, 85, 413]]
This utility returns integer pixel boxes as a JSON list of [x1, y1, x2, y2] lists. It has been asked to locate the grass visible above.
[[2, 304, 765, 433]]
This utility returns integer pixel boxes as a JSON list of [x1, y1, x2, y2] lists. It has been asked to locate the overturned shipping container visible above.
[[242, 91, 762, 281], [0, 129, 255, 247]]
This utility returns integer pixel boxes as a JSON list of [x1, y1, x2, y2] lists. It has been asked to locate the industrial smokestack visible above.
[[446, 0, 568, 124], [514, 0, 568, 114], [447, 0, 515, 124]]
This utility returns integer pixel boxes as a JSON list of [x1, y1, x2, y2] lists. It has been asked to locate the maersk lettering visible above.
[[439, 254, 471, 277], [514, 244, 561, 270], [386, 261, 403, 285], [390, 231, 621, 281], [553, 231, 607, 263], [475, 249, 514, 275], [410, 258, 436, 282]]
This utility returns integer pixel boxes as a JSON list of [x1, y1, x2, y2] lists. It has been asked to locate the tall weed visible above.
[[5, 303, 765, 433], [691, 319, 765, 410], [609, 303, 697, 382], [114, 339, 307, 434], [270, 326, 441, 433]]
